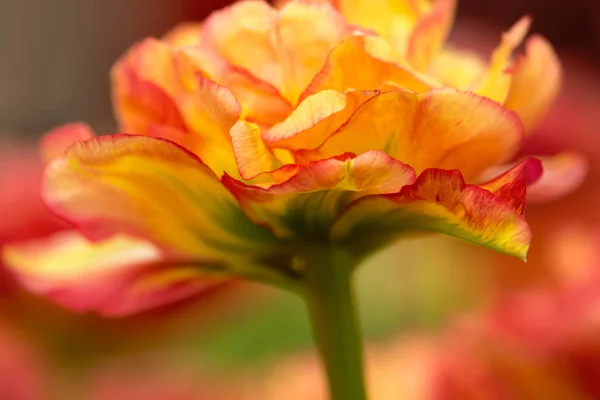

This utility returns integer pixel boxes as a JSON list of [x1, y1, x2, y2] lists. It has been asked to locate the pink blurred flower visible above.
[[0, 325, 46, 400]]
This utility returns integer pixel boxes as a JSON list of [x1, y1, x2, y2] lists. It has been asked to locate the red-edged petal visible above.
[[333, 164, 540, 260], [2, 231, 225, 316], [223, 151, 416, 237], [479, 158, 543, 214], [111, 38, 189, 135]]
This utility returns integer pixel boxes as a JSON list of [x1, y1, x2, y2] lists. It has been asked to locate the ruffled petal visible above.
[[183, 46, 293, 126], [504, 35, 562, 133], [223, 151, 416, 238], [2, 231, 225, 316], [201, 0, 348, 103], [40, 122, 96, 163], [43, 135, 279, 261], [301, 35, 434, 99], [474, 16, 531, 104], [300, 88, 524, 180], [111, 38, 188, 135], [264, 89, 379, 151], [333, 162, 541, 260], [113, 40, 243, 177]]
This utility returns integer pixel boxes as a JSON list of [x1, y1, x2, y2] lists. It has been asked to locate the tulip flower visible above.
[[3, 0, 576, 398]]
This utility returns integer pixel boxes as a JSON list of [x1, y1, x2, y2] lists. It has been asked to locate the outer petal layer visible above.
[[301, 88, 524, 180], [223, 151, 416, 238], [43, 135, 278, 261], [2, 231, 225, 316], [332, 161, 542, 260]]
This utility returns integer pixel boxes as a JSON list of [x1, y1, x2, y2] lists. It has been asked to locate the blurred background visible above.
[[1, 0, 600, 399]]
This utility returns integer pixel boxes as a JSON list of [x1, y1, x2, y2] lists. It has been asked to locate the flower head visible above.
[[3, 0, 568, 314]]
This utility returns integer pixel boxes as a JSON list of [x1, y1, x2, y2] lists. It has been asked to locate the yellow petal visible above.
[[475, 16, 531, 104], [230, 120, 282, 180], [504, 35, 562, 133], [429, 48, 487, 90], [43, 135, 278, 261], [300, 88, 524, 181], [406, 0, 456, 71]]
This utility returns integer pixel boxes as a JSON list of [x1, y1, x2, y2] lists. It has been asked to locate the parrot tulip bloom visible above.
[[1, 1, 568, 398], [3, 0, 548, 314]]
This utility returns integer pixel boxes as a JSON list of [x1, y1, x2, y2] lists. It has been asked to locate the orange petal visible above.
[[223, 151, 416, 237], [43, 135, 279, 261], [475, 16, 531, 104], [333, 165, 538, 261], [300, 88, 524, 180], [111, 39, 188, 135], [406, 0, 456, 71], [113, 40, 243, 177], [504, 35, 562, 133], [40, 122, 96, 163], [2, 231, 225, 316], [264, 89, 379, 151], [230, 120, 282, 180], [201, 0, 348, 103], [183, 45, 293, 126], [301, 35, 434, 100]]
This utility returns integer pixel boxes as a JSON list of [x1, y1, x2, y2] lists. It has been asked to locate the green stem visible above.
[[303, 248, 368, 400]]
